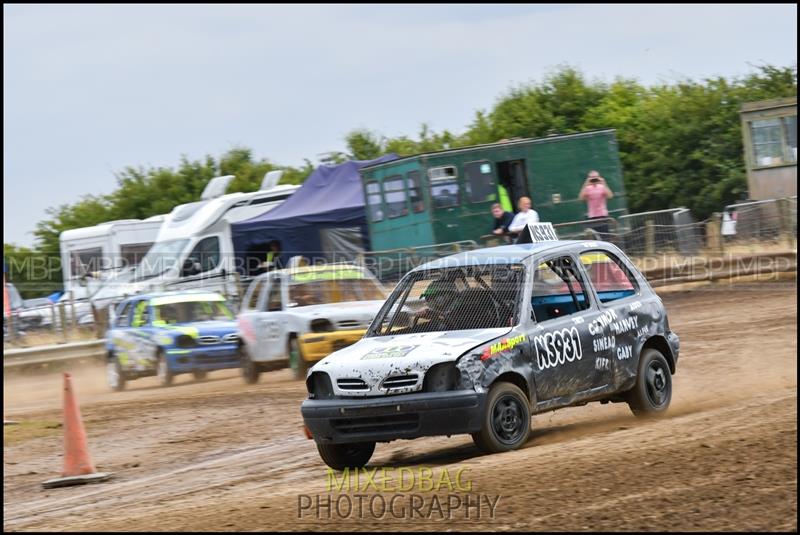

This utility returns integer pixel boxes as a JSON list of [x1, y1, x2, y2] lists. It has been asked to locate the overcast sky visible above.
[[3, 4, 797, 246]]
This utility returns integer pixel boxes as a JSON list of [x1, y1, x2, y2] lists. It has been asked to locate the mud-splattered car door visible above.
[[128, 298, 158, 371], [109, 300, 136, 370], [577, 249, 649, 386], [527, 254, 602, 400]]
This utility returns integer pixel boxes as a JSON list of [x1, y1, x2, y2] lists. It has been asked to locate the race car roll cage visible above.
[[371, 264, 526, 336]]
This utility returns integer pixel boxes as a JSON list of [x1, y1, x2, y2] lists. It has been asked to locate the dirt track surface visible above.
[[4, 282, 797, 531]]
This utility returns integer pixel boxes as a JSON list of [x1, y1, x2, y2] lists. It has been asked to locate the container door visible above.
[[496, 159, 531, 209], [428, 164, 464, 243]]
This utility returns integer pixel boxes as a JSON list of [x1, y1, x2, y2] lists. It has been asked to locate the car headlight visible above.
[[175, 334, 196, 348], [423, 362, 460, 392], [307, 371, 334, 399], [310, 319, 334, 333]]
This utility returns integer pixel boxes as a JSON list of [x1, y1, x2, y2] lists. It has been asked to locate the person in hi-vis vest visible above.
[[497, 183, 513, 213], [260, 240, 284, 272]]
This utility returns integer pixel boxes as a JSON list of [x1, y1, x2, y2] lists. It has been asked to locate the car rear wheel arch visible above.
[[642, 335, 675, 374]]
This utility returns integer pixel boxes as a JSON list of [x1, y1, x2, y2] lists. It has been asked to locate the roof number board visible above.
[[516, 222, 559, 244]]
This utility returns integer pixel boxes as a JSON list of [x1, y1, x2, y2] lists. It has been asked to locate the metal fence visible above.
[[6, 198, 797, 348], [721, 196, 797, 247], [552, 217, 619, 242], [614, 208, 705, 256], [3, 292, 106, 347], [357, 240, 480, 283], [361, 198, 797, 286]]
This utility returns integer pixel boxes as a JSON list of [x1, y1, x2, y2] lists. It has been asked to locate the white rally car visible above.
[[237, 264, 388, 381], [301, 235, 680, 470]]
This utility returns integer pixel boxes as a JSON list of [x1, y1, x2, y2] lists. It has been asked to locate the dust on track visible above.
[[3, 282, 797, 531]]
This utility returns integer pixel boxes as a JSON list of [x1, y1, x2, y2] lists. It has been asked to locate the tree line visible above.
[[4, 64, 797, 296]]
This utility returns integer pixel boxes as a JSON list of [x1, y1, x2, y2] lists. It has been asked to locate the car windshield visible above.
[[287, 269, 385, 307], [134, 239, 189, 280], [368, 264, 525, 336], [153, 300, 234, 324]]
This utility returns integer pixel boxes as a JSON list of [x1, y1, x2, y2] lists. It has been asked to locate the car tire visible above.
[[107, 354, 126, 392], [288, 337, 309, 380], [626, 348, 672, 418], [472, 381, 531, 453], [316, 442, 375, 471], [157, 351, 174, 387], [193, 370, 207, 381], [241, 347, 261, 384]]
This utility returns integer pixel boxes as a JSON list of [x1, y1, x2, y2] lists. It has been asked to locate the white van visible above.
[[124, 173, 300, 302], [60, 215, 165, 300]]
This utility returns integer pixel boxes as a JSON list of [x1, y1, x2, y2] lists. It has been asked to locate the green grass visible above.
[[3, 419, 62, 446]]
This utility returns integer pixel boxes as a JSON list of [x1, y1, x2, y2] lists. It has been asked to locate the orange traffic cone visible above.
[[42, 373, 113, 489]]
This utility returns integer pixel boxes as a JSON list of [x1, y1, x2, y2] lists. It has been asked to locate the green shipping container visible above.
[[360, 129, 628, 251]]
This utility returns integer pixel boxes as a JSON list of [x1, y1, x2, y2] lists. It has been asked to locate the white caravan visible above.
[[60, 215, 166, 300], [123, 172, 300, 302]]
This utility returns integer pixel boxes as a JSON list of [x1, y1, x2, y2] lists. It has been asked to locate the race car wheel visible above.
[[107, 355, 126, 392], [241, 347, 261, 384], [472, 381, 531, 453], [193, 370, 207, 381], [626, 348, 672, 417], [157, 351, 174, 387], [316, 442, 375, 471], [289, 337, 309, 380]]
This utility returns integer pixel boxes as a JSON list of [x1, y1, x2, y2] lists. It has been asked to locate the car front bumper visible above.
[[299, 329, 366, 362], [301, 390, 485, 444], [166, 344, 241, 372]]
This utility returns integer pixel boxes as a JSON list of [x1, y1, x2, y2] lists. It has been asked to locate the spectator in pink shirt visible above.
[[579, 170, 614, 236]]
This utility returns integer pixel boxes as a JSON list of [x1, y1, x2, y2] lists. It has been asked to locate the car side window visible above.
[[579, 251, 638, 303], [115, 301, 134, 327], [140, 306, 151, 325], [245, 279, 266, 310], [531, 256, 591, 322], [130, 300, 150, 327], [264, 278, 283, 312]]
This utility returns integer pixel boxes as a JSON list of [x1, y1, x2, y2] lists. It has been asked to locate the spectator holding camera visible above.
[[579, 170, 613, 235]]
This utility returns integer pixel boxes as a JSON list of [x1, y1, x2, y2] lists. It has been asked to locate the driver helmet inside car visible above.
[[420, 278, 459, 313], [291, 284, 320, 307], [157, 303, 180, 324]]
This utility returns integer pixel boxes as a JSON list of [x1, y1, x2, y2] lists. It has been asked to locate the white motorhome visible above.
[[125, 172, 300, 302], [60, 215, 166, 300]]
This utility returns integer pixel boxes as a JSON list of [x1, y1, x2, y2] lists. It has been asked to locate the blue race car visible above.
[[105, 291, 242, 391]]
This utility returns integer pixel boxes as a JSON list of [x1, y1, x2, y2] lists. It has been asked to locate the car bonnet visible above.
[[288, 300, 385, 322], [312, 327, 510, 396]]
